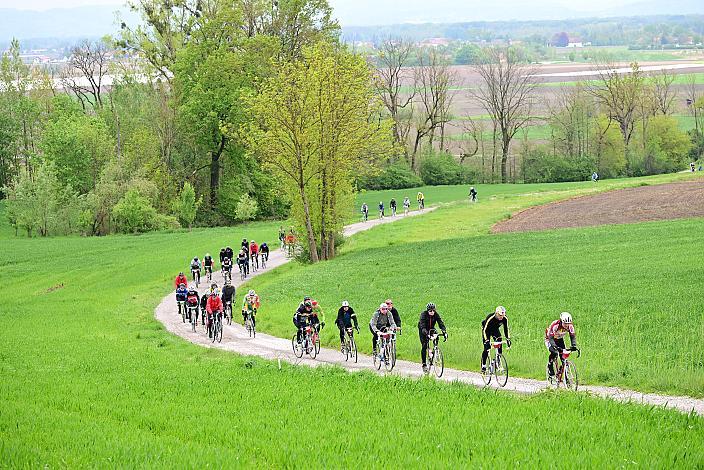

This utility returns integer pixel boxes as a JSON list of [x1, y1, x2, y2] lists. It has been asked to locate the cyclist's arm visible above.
[[370, 311, 380, 333], [503, 317, 510, 339], [482, 316, 491, 342], [351, 311, 359, 329], [436, 314, 447, 334], [569, 332, 577, 349]]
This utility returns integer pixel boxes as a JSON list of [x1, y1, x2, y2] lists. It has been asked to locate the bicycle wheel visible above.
[[350, 337, 358, 363], [374, 343, 382, 370], [292, 334, 304, 358], [216, 321, 223, 343], [384, 342, 394, 372], [314, 334, 321, 355], [211, 322, 216, 343], [191, 311, 197, 332], [310, 334, 318, 359], [481, 357, 493, 386], [494, 354, 508, 387], [391, 341, 397, 368], [564, 361, 578, 391], [343, 338, 349, 361], [181, 305, 186, 323], [433, 346, 444, 378]]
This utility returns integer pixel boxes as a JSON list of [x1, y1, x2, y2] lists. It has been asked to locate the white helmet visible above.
[[248, 289, 255, 296], [379, 303, 389, 311], [495, 305, 506, 316], [341, 300, 349, 307], [560, 312, 573, 324]]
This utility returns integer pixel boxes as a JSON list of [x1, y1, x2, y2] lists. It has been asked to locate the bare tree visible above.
[[61, 40, 110, 110], [411, 47, 457, 168], [374, 39, 416, 156], [651, 69, 677, 115], [470, 47, 537, 183], [587, 62, 646, 157], [684, 74, 703, 135], [547, 84, 595, 159]]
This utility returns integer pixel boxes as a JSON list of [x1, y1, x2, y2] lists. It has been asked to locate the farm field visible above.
[[2, 174, 704, 466], [248, 173, 704, 397]]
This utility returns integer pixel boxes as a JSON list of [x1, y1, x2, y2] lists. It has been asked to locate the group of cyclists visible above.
[[361, 192, 426, 221]]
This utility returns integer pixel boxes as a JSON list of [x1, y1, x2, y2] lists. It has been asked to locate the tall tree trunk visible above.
[[300, 186, 319, 263], [501, 133, 510, 183], [209, 135, 226, 209]]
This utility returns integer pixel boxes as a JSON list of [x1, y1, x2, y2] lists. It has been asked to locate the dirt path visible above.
[[493, 181, 704, 233], [155, 205, 704, 417]]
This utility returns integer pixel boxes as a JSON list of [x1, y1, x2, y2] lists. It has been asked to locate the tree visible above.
[[175, 182, 201, 230], [470, 47, 537, 183], [374, 39, 416, 155], [411, 47, 457, 167], [60, 39, 110, 111], [650, 69, 677, 116], [588, 62, 646, 162], [248, 42, 393, 262], [112, 188, 159, 234], [548, 84, 595, 159], [454, 43, 481, 65]]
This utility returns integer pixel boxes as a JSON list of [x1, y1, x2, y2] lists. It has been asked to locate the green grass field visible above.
[[2, 174, 704, 465], [249, 173, 704, 396]]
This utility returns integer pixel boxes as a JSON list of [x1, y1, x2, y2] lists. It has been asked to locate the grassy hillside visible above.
[[1, 198, 702, 466]]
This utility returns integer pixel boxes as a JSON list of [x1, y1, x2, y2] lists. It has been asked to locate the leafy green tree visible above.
[[234, 194, 259, 222], [454, 44, 481, 65], [248, 42, 393, 262], [175, 182, 201, 230], [112, 188, 159, 234]]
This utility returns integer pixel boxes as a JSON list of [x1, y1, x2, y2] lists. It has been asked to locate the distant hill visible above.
[[600, 0, 704, 16], [0, 5, 138, 43]]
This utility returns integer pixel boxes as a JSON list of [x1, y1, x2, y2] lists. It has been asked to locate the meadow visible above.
[[2, 173, 704, 466], [1, 192, 703, 466]]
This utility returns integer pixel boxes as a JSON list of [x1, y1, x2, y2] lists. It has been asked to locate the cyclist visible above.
[[224, 246, 234, 262], [390, 198, 397, 216], [250, 240, 259, 269], [417, 191, 425, 210], [209, 282, 219, 296], [175, 282, 188, 316], [418, 302, 447, 373], [242, 289, 260, 327], [190, 257, 201, 281], [237, 249, 249, 276], [174, 272, 188, 289], [361, 203, 369, 222], [403, 197, 410, 216], [222, 256, 233, 280], [293, 299, 314, 343], [369, 302, 397, 355], [336, 301, 359, 351], [545, 312, 579, 380], [205, 290, 224, 339], [481, 306, 511, 372], [378, 201, 385, 219], [219, 248, 226, 265], [186, 287, 200, 321], [221, 280, 236, 321], [310, 300, 325, 332], [385, 299, 401, 333], [203, 253, 214, 279], [260, 242, 269, 262], [278, 226, 286, 248], [241, 238, 249, 253], [469, 186, 477, 202], [200, 292, 208, 325]]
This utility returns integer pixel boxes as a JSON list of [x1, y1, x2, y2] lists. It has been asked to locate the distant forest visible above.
[[342, 15, 704, 47]]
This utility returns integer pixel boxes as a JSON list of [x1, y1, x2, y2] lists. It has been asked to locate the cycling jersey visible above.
[[242, 295, 260, 311], [206, 296, 223, 314], [203, 256, 213, 267], [191, 261, 201, 270], [482, 313, 509, 341], [221, 285, 235, 303], [186, 291, 200, 306], [174, 274, 188, 288], [545, 320, 574, 340], [370, 310, 396, 334], [175, 287, 188, 301], [250, 243, 259, 255]]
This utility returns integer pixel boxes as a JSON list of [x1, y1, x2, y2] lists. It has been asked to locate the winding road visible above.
[[155, 207, 704, 417]]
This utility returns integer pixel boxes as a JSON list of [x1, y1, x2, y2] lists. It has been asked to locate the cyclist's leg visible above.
[[251, 310, 256, 327], [338, 326, 345, 344], [419, 330, 429, 365], [369, 325, 377, 352], [481, 339, 491, 368]]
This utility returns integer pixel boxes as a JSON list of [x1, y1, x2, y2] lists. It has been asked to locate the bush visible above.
[[419, 152, 478, 186], [234, 194, 259, 221], [112, 189, 160, 234], [522, 150, 595, 183], [357, 161, 423, 190]]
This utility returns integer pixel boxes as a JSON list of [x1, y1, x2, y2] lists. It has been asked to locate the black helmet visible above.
[[304, 300, 312, 308], [426, 302, 436, 312]]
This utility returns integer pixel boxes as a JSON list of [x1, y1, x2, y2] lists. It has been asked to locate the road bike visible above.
[[240, 263, 247, 280], [205, 266, 212, 283], [341, 327, 358, 363], [373, 329, 395, 372], [481, 340, 509, 387], [244, 309, 256, 338], [425, 329, 444, 378], [250, 253, 259, 272], [223, 301, 232, 326], [188, 305, 199, 332], [222, 266, 232, 283], [210, 313, 223, 343], [260, 252, 267, 269], [191, 268, 200, 288], [177, 300, 186, 323], [548, 347, 580, 390], [292, 323, 320, 359]]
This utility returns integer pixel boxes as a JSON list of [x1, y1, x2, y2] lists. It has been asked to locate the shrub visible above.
[[357, 161, 423, 190], [522, 150, 595, 183], [112, 189, 159, 234], [234, 194, 259, 221], [419, 152, 478, 186]]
